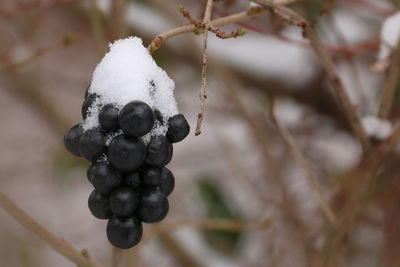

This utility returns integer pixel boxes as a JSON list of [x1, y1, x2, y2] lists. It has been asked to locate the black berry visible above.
[[108, 135, 146, 173], [141, 167, 161, 187], [119, 101, 155, 137], [125, 173, 141, 189], [89, 162, 121, 194], [82, 92, 98, 120], [109, 187, 139, 217], [88, 190, 112, 219], [160, 167, 175, 196], [99, 104, 120, 132], [86, 164, 94, 184], [167, 114, 190, 143], [137, 188, 169, 223], [79, 129, 106, 162], [64, 124, 83, 157], [146, 136, 173, 167], [106, 216, 143, 249]]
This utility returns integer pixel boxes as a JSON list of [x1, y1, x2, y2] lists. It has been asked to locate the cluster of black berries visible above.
[[63, 89, 190, 249]]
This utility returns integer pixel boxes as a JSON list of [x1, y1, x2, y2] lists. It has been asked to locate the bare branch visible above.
[[378, 41, 400, 118], [251, 0, 371, 152], [0, 34, 78, 71], [270, 98, 338, 227], [147, 8, 269, 53], [0, 190, 102, 267], [194, 0, 214, 136], [327, 125, 400, 266]]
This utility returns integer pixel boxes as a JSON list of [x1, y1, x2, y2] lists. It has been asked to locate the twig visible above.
[[0, 34, 78, 71], [147, 8, 269, 53], [109, 0, 128, 40], [88, 0, 107, 61], [251, 0, 371, 152], [158, 234, 204, 267], [378, 40, 400, 118], [327, 125, 400, 266], [195, 0, 214, 136], [0, 190, 102, 267], [4, 71, 72, 134], [269, 98, 338, 227], [143, 218, 273, 241], [311, 0, 336, 26]]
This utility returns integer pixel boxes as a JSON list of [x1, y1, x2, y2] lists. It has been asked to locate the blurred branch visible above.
[[311, 0, 336, 26], [328, 125, 400, 266], [269, 98, 338, 227], [3, 71, 72, 133], [88, 0, 107, 61], [0, 190, 102, 267], [339, 0, 395, 16], [158, 234, 204, 267], [125, 247, 140, 267], [195, 0, 214, 136], [378, 41, 400, 119], [111, 247, 125, 267], [212, 6, 380, 55], [0, 33, 78, 71], [251, 0, 371, 152], [109, 0, 128, 40], [144, 218, 274, 241]]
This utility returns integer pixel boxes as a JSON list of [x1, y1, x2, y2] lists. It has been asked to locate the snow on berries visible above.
[[63, 37, 190, 249]]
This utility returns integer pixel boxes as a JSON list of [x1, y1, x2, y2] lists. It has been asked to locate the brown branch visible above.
[[147, 8, 269, 53], [0, 190, 102, 267], [327, 125, 400, 266], [311, 0, 336, 26], [194, 0, 214, 136], [378, 40, 400, 118], [0, 34, 78, 71], [158, 234, 205, 267], [251, 0, 371, 152], [269, 98, 338, 227], [178, 5, 201, 26]]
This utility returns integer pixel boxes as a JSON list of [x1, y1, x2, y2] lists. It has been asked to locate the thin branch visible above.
[[143, 218, 274, 241], [378, 40, 400, 118], [311, 0, 336, 26], [0, 190, 102, 267], [251, 0, 371, 152], [195, 0, 214, 136], [0, 34, 78, 71], [158, 234, 204, 267], [327, 125, 400, 266], [269, 98, 338, 227], [88, 0, 107, 60], [147, 8, 269, 53]]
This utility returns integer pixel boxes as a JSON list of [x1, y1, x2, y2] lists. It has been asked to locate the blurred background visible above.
[[0, 0, 399, 266]]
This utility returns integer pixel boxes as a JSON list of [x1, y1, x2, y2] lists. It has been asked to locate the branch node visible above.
[[149, 36, 163, 53], [247, 6, 262, 16]]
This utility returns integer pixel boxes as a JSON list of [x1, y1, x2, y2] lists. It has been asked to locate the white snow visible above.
[[361, 115, 393, 140], [378, 12, 400, 61], [83, 37, 179, 142]]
